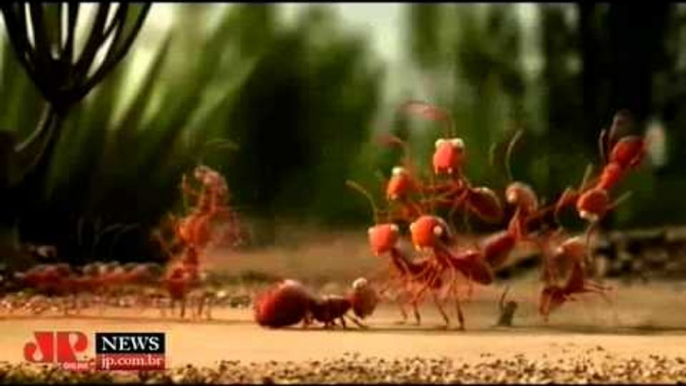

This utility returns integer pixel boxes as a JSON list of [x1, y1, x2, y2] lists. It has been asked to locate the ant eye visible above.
[[435, 138, 446, 149], [352, 277, 368, 289], [450, 138, 465, 149], [579, 210, 598, 222], [433, 225, 443, 236], [506, 190, 518, 204]]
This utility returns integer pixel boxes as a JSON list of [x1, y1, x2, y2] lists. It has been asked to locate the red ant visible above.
[[538, 236, 614, 322], [408, 214, 499, 330], [253, 278, 378, 329], [155, 164, 245, 319], [346, 180, 448, 326], [399, 101, 504, 225], [376, 133, 437, 225], [553, 111, 645, 225]]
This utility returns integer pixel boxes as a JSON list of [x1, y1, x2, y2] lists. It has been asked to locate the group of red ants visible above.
[[254, 102, 647, 331], [5, 101, 647, 332], [7, 165, 247, 319]]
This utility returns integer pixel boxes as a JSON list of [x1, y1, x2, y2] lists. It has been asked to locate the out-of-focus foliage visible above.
[[222, 6, 383, 239], [1, 3, 685, 266], [0, 4, 383, 262], [397, 4, 529, 232], [400, 3, 686, 231]]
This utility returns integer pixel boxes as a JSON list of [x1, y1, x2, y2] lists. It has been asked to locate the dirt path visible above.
[[1, 287, 685, 369]]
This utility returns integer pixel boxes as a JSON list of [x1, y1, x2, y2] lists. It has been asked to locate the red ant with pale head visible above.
[[538, 236, 614, 322], [400, 101, 505, 228], [407, 213, 500, 330], [253, 278, 378, 329], [346, 180, 447, 326]]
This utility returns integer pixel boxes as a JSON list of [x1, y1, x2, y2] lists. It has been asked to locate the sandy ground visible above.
[[1, 280, 685, 370]]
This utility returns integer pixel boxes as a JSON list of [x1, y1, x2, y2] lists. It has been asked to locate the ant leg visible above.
[[465, 274, 475, 301], [412, 299, 421, 326], [339, 316, 348, 329], [447, 190, 469, 227], [180, 298, 186, 319], [448, 281, 464, 330], [395, 295, 409, 325], [410, 270, 436, 305], [586, 285, 618, 323], [206, 297, 214, 320], [586, 280, 612, 291], [499, 286, 511, 312], [431, 290, 450, 329], [301, 313, 312, 329], [197, 294, 206, 319], [346, 314, 368, 329], [554, 187, 576, 227], [539, 293, 552, 323]]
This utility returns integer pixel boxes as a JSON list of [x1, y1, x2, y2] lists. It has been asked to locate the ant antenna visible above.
[[609, 191, 633, 211], [598, 128, 609, 165], [346, 180, 381, 224], [580, 163, 595, 191], [488, 142, 499, 169], [584, 221, 600, 270], [400, 100, 455, 138], [505, 130, 524, 183], [377, 133, 408, 155]]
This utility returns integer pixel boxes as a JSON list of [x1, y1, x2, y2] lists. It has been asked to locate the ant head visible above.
[[386, 166, 413, 201], [350, 277, 379, 319], [409, 215, 451, 252], [505, 182, 538, 212], [576, 188, 609, 222], [368, 224, 400, 256], [432, 138, 465, 175]]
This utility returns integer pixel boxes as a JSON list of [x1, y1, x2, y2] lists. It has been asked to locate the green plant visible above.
[[0, 3, 150, 267]]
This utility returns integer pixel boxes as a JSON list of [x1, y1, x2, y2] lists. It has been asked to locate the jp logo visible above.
[[23, 331, 89, 364]]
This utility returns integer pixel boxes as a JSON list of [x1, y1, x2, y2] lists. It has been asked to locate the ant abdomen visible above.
[[253, 280, 312, 328]]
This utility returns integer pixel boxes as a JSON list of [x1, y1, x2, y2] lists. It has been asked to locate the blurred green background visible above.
[[0, 3, 683, 265]]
